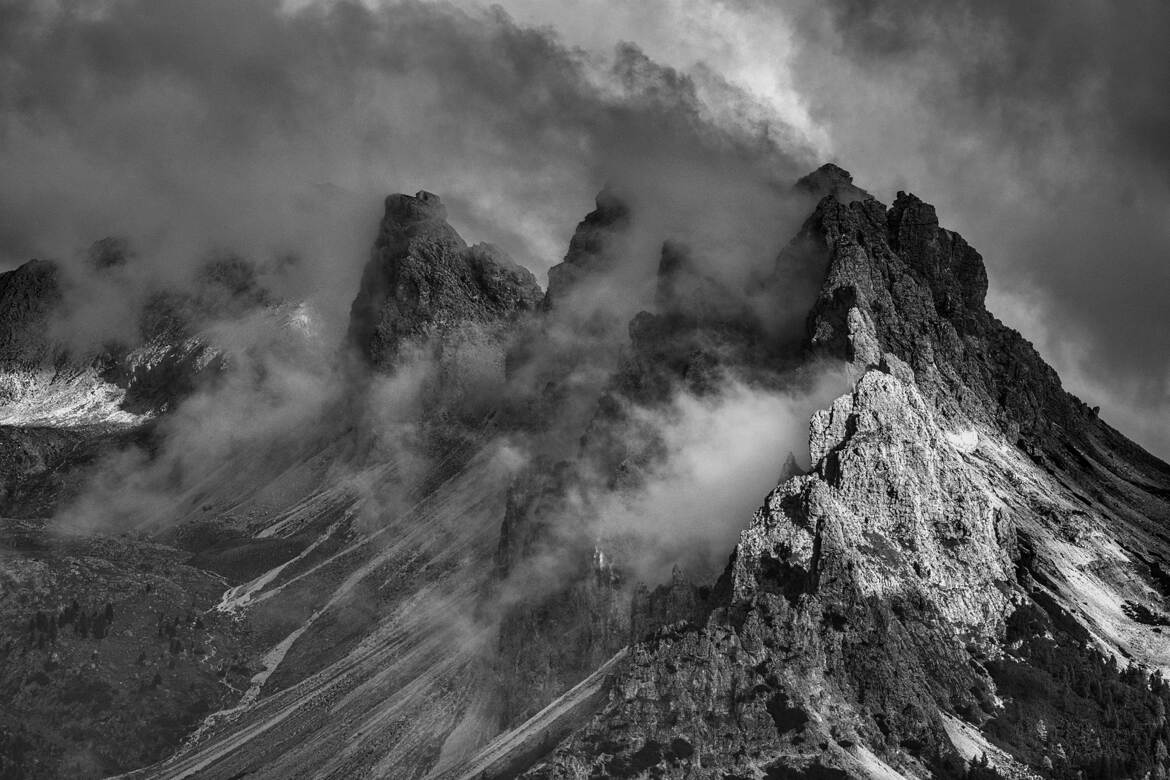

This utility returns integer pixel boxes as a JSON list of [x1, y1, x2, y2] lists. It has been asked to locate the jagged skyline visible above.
[[4, 132, 1170, 775], [1, 0, 1166, 459], [4, 4, 1170, 777]]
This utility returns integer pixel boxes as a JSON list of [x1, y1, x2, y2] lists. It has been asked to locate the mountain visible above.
[[1, 167, 1168, 779]]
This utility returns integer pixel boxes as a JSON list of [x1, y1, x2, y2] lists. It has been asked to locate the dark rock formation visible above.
[[501, 188, 640, 456], [0, 259, 62, 368], [347, 190, 541, 371], [492, 189, 822, 737], [87, 236, 132, 270], [796, 162, 872, 205], [803, 189, 1091, 448], [542, 187, 631, 311]]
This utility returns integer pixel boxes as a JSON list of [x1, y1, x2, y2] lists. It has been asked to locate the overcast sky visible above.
[[2, 0, 1167, 458]]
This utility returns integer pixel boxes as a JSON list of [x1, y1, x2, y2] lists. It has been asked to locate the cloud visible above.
[[488, 359, 854, 605], [485, 0, 1170, 458], [11, 0, 842, 575], [589, 367, 853, 583], [53, 302, 342, 534], [0, 0, 818, 357], [22, 0, 1165, 579], [777, 0, 1170, 457]]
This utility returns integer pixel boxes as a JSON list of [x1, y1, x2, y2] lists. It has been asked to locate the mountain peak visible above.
[[803, 183, 1092, 448], [87, 237, 132, 270], [348, 189, 540, 370], [796, 162, 871, 203], [384, 189, 448, 224], [4, 175, 1170, 780], [542, 186, 631, 310]]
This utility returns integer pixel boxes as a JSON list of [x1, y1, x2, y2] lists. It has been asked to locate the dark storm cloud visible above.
[[8, 0, 830, 581], [0, 0, 815, 353], [784, 0, 1170, 457]]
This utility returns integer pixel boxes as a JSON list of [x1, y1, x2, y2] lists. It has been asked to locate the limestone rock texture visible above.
[[803, 189, 1089, 449], [525, 359, 1024, 778]]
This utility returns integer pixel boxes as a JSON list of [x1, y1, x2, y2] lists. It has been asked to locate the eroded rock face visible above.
[[347, 191, 541, 371], [796, 162, 872, 205], [530, 358, 1020, 778], [803, 189, 1092, 448]]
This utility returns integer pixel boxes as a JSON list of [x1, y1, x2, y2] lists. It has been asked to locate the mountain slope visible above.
[[1, 167, 1168, 779], [494, 170, 1170, 779]]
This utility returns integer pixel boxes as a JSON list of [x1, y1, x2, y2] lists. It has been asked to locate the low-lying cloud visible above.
[[592, 368, 853, 584], [1, 0, 818, 358]]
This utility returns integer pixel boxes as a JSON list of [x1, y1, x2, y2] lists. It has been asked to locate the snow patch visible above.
[[946, 428, 979, 453], [0, 368, 147, 428]]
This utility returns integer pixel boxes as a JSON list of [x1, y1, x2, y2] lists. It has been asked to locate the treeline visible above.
[[156, 611, 205, 657], [984, 594, 1170, 779], [928, 743, 1008, 778], [19, 600, 116, 650], [0, 724, 37, 779]]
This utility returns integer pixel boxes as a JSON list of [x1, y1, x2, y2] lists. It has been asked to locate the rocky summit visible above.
[[1, 165, 1169, 780]]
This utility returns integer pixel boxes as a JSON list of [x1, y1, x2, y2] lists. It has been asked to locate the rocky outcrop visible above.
[[0, 259, 62, 368], [492, 184, 835, 740], [542, 187, 631, 312], [492, 189, 651, 729], [87, 236, 132, 270], [802, 188, 1094, 449], [0, 252, 284, 517], [796, 162, 872, 205], [347, 191, 541, 371], [528, 357, 1022, 778], [0, 252, 260, 422]]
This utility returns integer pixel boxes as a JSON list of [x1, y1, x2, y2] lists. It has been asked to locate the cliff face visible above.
[[532, 360, 1022, 778]]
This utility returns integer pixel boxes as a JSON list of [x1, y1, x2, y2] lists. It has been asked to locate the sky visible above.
[[1, 0, 1167, 459]]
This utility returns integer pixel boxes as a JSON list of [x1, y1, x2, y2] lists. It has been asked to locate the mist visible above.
[[5, 0, 1165, 457], [591, 368, 852, 584], [0, 0, 820, 358], [472, 0, 1170, 458]]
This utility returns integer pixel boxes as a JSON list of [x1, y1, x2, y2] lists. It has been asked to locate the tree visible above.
[[92, 611, 107, 640]]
